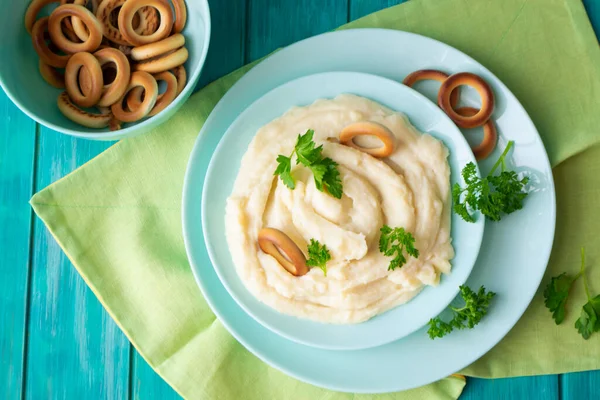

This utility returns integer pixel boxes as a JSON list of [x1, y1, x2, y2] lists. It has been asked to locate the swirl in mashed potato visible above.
[[225, 94, 454, 324]]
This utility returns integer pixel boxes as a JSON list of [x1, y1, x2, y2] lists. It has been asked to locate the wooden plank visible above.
[[131, 352, 182, 400], [349, 0, 407, 20], [561, 371, 600, 400], [198, 0, 249, 87], [132, 0, 248, 398], [461, 376, 559, 400], [0, 91, 36, 400], [245, 0, 348, 62], [25, 131, 130, 399]]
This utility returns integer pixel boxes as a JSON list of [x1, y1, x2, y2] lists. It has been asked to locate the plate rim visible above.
[[182, 28, 556, 393], [200, 70, 485, 350]]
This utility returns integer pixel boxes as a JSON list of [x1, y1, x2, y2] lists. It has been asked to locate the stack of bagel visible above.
[[403, 70, 497, 160], [25, 0, 188, 130]]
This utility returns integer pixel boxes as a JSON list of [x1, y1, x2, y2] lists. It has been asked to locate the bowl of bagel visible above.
[[0, 0, 210, 140]]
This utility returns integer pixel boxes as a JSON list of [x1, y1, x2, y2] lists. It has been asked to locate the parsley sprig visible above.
[[453, 141, 529, 222], [427, 286, 496, 339], [544, 248, 600, 339], [543, 248, 585, 325], [274, 130, 343, 199], [306, 239, 331, 276], [378, 225, 419, 271]]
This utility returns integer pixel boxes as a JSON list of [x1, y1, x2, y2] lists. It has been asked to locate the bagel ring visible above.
[[65, 51, 104, 108], [70, 0, 92, 41], [130, 33, 185, 61], [71, 1, 112, 40], [258, 228, 309, 277], [118, 0, 174, 46], [339, 121, 396, 158], [97, 106, 125, 132], [25, 0, 66, 34], [136, 6, 159, 35], [96, 105, 122, 131], [171, 65, 186, 95], [39, 59, 65, 88], [438, 72, 495, 129], [172, 0, 187, 33], [126, 70, 177, 116], [97, 105, 111, 115], [80, 48, 131, 107], [61, 18, 82, 42], [78, 66, 96, 97], [91, 0, 102, 14], [67, 50, 102, 100], [455, 107, 498, 160], [133, 47, 188, 74], [96, 0, 131, 45], [403, 69, 459, 109], [108, 116, 122, 131], [125, 87, 143, 110], [96, 2, 155, 41], [111, 71, 158, 122], [32, 17, 72, 68], [49, 4, 103, 53], [58, 91, 112, 128]]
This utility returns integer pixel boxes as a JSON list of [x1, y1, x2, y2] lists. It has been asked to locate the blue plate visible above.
[[183, 29, 555, 393], [202, 71, 484, 350]]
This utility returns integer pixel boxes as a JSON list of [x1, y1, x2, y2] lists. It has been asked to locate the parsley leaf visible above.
[[427, 285, 496, 339], [544, 248, 600, 339], [574, 248, 600, 339], [452, 183, 474, 223], [274, 155, 295, 189], [273, 129, 343, 198], [544, 248, 585, 325], [318, 157, 343, 199], [453, 141, 529, 222], [306, 239, 331, 276], [543, 272, 579, 325], [295, 130, 323, 165], [378, 225, 419, 271], [575, 296, 600, 339]]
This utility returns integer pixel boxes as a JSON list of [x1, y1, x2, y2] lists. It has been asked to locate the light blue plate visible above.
[[202, 71, 484, 350], [0, 0, 210, 141], [183, 29, 555, 393]]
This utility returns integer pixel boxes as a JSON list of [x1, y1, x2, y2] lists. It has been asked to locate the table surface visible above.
[[2, 0, 600, 399]]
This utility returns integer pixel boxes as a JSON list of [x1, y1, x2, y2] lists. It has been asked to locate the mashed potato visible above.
[[225, 94, 453, 324]]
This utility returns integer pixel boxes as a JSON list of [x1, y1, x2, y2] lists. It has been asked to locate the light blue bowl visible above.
[[0, 0, 210, 141], [202, 71, 485, 350]]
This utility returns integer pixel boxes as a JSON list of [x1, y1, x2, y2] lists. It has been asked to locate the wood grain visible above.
[[198, 0, 248, 87], [562, 370, 600, 400], [24, 131, 130, 399], [131, 351, 182, 400], [0, 91, 36, 400], [461, 376, 559, 399], [246, 0, 348, 62]]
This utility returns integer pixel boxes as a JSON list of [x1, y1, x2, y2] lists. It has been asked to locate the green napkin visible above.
[[31, 0, 600, 398]]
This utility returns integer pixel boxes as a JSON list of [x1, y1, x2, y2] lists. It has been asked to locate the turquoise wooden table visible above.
[[1, 0, 599, 399]]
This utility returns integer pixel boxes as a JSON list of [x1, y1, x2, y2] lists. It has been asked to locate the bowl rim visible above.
[[199, 70, 485, 350], [0, 0, 211, 140]]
